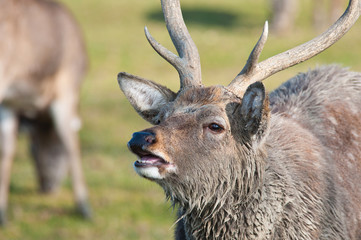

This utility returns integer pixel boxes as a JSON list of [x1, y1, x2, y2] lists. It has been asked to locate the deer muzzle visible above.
[[127, 131, 176, 180]]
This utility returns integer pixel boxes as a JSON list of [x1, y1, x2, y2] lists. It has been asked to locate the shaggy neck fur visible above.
[[160, 144, 267, 239]]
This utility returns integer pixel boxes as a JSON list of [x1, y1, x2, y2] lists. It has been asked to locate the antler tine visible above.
[[145, 0, 202, 90], [145, 26, 183, 75], [228, 0, 360, 96], [228, 21, 269, 93], [242, 21, 269, 75]]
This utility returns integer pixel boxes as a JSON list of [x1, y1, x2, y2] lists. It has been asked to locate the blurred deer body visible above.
[[119, 0, 361, 239], [0, 0, 90, 225]]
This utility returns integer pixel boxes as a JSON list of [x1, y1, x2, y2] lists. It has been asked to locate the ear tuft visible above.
[[240, 82, 266, 135], [118, 72, 176, 124]]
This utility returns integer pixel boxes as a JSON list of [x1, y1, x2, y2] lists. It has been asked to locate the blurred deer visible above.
[[0, 0, 91, 225], [271, 0, 345, 34], [118, 0, 361, 238]]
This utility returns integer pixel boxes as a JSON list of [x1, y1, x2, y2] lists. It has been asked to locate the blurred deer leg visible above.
[[29, 112, 68, 193], [51, 99, 91, 219], [330, 0, 344, 22], [270, 0, 298, 34], [313, 0, 327, 30], [0, 107, 18, 226]]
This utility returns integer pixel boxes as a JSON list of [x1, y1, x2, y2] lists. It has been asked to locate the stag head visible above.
[[118, 0, 360, 204]]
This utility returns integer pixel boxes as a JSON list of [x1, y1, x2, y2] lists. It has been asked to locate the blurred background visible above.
[[2, 0, 361, 239]]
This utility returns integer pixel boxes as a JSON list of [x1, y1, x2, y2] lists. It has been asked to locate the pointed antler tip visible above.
[[263, 21, 269, 35], [144, 26, 154, 43]]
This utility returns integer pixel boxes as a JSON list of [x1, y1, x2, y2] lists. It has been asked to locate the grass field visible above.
[[2, 0, 361, 239]]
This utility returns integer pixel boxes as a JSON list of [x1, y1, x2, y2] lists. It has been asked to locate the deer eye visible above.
[[208, 123, 224, 133]]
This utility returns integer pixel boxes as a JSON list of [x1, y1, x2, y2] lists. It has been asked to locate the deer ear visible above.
[[118, 72, 176, 124], [240, 82, 267, 136]]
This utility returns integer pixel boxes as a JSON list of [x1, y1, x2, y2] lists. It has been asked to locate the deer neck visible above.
[[180, 201, 245, 239], [172, 147, 267, 239], [178, 185, 268, 239]]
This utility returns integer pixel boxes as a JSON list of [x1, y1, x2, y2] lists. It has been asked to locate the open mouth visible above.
[[133, 153, 177, 180], [134, 154, 171, 168]]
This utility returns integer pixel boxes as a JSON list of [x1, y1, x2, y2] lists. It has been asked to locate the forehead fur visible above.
[[175, 86, 240, 108]]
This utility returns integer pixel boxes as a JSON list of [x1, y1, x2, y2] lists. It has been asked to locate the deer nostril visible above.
[[128, 131, 156, 155], [145, 134, 156, 144]]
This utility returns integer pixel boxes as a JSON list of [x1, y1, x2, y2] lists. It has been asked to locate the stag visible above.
[[118, 0, 361, 238], [0, 0, 91, 225]]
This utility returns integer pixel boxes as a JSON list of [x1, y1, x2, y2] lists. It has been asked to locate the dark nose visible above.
[[127, 131, 156, 156]]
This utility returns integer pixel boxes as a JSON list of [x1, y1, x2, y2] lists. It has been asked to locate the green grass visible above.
[[2, 0, 361, 239]]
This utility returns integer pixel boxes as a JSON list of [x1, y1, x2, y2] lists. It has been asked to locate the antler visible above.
[[228, 0, 361, 95], [145, 0, 202, 90]]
